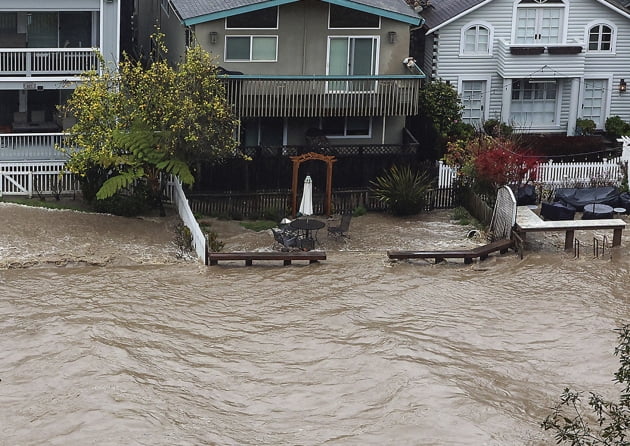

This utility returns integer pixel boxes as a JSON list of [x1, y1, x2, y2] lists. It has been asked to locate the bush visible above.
[[483, 119, 513, 137], [353, 205, 367, 217], [92, 190, 151, 216], [605, 115, 630, 138], [576, 118, 596, 135], [371, 165, 432, 216]]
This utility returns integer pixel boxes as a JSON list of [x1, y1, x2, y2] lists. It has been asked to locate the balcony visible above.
[[496, 39, 586, 78], [222, 75, 424, 118], [0, 48, 99, 77], [0, 132, 72, 161]]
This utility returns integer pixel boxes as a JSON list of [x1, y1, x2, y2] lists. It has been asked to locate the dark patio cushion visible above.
[[553, 186, 620, 211], [540, 201, 576, 221]]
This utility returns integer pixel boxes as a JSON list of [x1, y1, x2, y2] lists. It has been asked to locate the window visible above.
[[588, 24, 614, 52], [514, 0, 565, 44], [461, 24, 491, 55], [329, 4, 379, 28], [161, 0, 170, 17], [322, 117, 371, 137], [225, 36, 277, 61], [581, 79, 607, 129], [0, 13, 17, 33], [461, 80, 486, 125], [327, 37, 378, 92], [510, 79, 558, 127], [226, 7, 278, 29]]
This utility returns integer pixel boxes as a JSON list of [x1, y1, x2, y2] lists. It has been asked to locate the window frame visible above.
[[224, 35, 278, 62], [320, 116, 372, 139], [225, 7, 279, 30], [459, 21, 494, 56], [579, 75, 612, 130], [326, 35, 379, 93], [511, 0, 568, 45], [328, 4, 380, 29], [458, 75, 492, 126], [510, 78, 561, 129], [585, 21, 616, 54]]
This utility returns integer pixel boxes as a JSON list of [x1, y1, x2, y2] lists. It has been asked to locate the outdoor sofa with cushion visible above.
[[553, 186, 620, 211]]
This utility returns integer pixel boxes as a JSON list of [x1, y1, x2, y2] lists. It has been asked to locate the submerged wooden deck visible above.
[[387, 239, 515, 264], [208, 251, 326, 266], [515, 206, 625, 250]]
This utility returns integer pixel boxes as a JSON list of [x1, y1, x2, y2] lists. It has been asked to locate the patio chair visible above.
[[327, 212, 352, 238]]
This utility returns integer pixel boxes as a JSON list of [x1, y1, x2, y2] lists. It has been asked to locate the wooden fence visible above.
[[186, 187, 456, 219]]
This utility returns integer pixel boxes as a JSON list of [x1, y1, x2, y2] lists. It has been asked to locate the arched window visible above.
[[460, 23, 493, 55], [587, 23, 615, 52]]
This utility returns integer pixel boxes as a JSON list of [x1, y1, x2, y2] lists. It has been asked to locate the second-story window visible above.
[[514, 0, 565, 44], [327, 37, 378, 92], [226, 7, 278, 29], [329, 5, 379, 28], [461, 24, 491, 55], [588, 24, 614, 52], [225, 36, 277, 62]]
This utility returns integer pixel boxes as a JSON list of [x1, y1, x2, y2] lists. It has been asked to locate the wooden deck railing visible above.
[[223, 75, 423, 117], [0, 48, 98, 76]]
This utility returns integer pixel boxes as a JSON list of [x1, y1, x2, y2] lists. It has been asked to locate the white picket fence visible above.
[[437, 144, 630, 189], [170, 179, 207, 264], [0, 161, 79, 197]]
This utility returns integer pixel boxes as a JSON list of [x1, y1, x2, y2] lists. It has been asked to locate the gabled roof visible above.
[[170, 0, 422, 26], [420, 0, 630, 35]]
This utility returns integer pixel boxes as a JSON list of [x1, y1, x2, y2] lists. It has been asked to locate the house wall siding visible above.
[[193, 0, 412, 76], [427, 0, 630, 132]]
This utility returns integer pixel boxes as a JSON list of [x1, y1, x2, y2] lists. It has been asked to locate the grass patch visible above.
[[451, 206, 484, 229], [239, 220, 277, 232]]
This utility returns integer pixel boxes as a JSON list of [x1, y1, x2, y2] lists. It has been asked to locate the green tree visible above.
[[418, 80, 465, 141], [371, 165, 432, 216], [60, 37, 238, 215], [542, 325, 630, 445]]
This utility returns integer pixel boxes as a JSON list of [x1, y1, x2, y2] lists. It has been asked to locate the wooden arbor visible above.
[[290, 152, 336, 217]]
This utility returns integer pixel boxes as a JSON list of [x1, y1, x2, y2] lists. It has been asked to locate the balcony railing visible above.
[[0, 133, 72, 161], [222, 75, 424, 117], [0, 48, 99, 76]]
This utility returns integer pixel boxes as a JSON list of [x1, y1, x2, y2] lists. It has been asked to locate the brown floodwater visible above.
[[1, 202, 629, 445]]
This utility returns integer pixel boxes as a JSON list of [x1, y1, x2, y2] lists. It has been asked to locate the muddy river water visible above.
[[1, 202, 629, 445]]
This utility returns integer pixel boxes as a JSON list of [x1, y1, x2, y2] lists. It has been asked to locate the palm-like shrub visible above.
[[371, 165, 432, 216]]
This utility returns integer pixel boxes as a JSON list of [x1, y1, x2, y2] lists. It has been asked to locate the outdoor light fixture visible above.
[[209, 32, 218, 45], [620, 79, 627, 93], [388, 31, 397, 44]]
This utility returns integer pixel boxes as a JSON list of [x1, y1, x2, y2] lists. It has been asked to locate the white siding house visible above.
[[416, 0, 630, 135], [0, 0, 121, 161]]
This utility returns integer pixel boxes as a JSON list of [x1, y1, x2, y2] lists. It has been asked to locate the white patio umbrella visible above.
[[299, 175, 314, 216]]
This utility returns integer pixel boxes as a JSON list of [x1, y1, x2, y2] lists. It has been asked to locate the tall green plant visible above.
[[371, 165, 432, 216], [542, 325, 630, 445]]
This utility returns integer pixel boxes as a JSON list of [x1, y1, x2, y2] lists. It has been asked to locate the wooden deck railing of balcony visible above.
[[222, 75, 423, 117], [0, 48, 99, 76], [0, 133, 73, 161]]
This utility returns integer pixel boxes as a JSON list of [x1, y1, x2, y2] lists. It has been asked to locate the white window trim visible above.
[[320, 117, 373, 139], [510, 0, 569, 45], [579, 74, 613, 129], [328, 4, 381, 29], [509, 78, 562, 131], [584, 21, 617, 54], [225, 7, 279, 30], [224, 35, 278, 62], [457, 75, 492, 125], [459, 21, 494, 57]]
